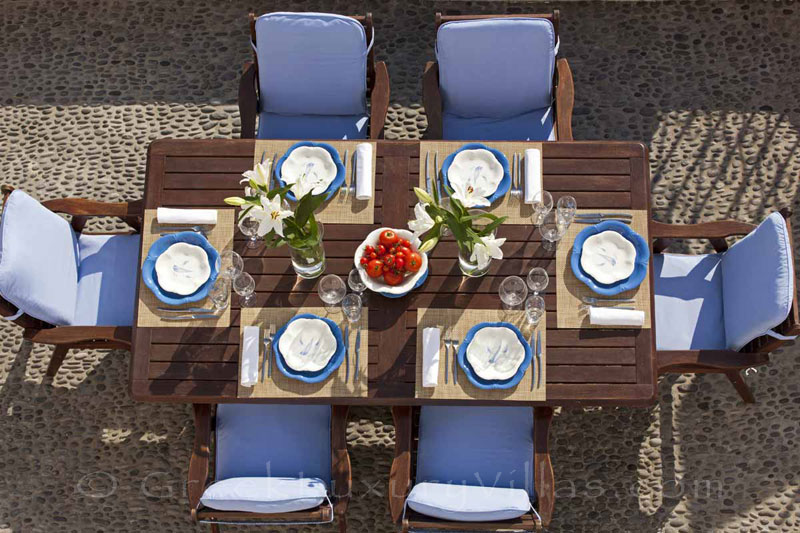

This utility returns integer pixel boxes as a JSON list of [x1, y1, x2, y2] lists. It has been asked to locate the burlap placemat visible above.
[[555, 209, 652, 329], [136, 209, 233, 328], [415, 308, 546, 401], [253, 140, 376, 225], [418, 141, 542, 225], [238, 306, 368, 399]]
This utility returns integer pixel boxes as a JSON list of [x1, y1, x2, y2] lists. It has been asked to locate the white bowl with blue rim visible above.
[[275, 141, 346, 202], [272, 313, 345, 383], [570, 220, 650, 296], [441, 143, 511, 205], [354, 228, 429, 298], [457, 322, 531, 390], [142, 231, 220, 305]]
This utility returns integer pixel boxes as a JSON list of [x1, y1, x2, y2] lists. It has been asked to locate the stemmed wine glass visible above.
[[233, 271, 255, 307], [218, 250, 243, 280], [526, 267, 549, 295], [530, 190, 553, 226], [238, 216, 260, 249], [556, 195, 577, 226], [318, 274, 346, 308], [539, 211, 568, 252], [525, 295, 546, 326], [348, 268, 368, 303], [498, 275, 528, 309], [341, 293, 363, 380], [208, 278, 231, 312]]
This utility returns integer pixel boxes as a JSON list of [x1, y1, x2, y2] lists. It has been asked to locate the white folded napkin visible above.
[[355, 143, 373, 200], [422, 327, 441, 387], [589, 307, 645, 327], [157, 207, 217, 225], [523, 147, 542, 205], [240, 326, 260, 387]]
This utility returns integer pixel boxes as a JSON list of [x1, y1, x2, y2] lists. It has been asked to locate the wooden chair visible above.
[[389, 406, 555, 532], [422, 11, 574, 141], [0, 185, 141, 377], [239, 12, 390, 140], [188, 404, 352, 532], [652, 209, 800, 403]]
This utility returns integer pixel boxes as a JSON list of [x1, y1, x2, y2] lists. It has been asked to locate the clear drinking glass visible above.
[[525, 295, 546, 326], [341, 293, 363, 324], [208, 278, 231, 311], [348, 268, 368, 302], [539, 211, 568, 251], [218, 250, 243, 280], [318, 274, 346, 306], [531, 190, 553, 226], [527, 267, 549, 295], [233, 271, 255, 307], [556, 195, 577, 225], [238, 216, 260, 249], [498, 275, 528, 309]]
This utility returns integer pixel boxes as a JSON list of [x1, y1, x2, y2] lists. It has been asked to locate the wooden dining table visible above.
[[130, 139, 656, 407]]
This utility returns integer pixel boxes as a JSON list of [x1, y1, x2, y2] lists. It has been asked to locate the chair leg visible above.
[[725, 370, 755, 403], [337, 514, 347, 533], [46, 345, 70, 377], [209, 524, 220, 533]]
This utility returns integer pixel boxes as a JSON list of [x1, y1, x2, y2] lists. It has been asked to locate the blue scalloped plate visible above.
[[272, 313, 345, 383], [142, 231, 220, 305], [275, 141, 346, 202], [441, 143, 511, 204], [570, 220, 650, 296], [457, 322, 532, 390]]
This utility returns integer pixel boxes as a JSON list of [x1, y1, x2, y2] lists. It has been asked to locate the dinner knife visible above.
[[529, 331, 536, 391], [575, 218, 631, 225], [575, 213, 633, 219], [354, 326, 361, 383], [160, 314, 218, 321], [536, 330, 542, 389], [434, 151, 441, 200], [343, 323, 350, 382], [424, 151, 431, 194], [158, 307, 214, 313]]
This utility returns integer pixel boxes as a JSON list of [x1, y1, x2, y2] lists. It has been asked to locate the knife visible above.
[[529, 331, 536, 391], [575, 218, 631, 225], [535, 330, 542, 388], [424, 151, 431, 194], [354, 326, 361, 383], [160, 314, 218, 321], [270, 152, 278, 189], [575, 212, 632, 219], [434, 151, 441, 200], [343, 323, 350, 382], [158, 307, 214, 313]]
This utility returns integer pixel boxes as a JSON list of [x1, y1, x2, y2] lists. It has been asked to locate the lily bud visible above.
[[418, 237, 439, 253], [414, 187, 434, 205], [224, 197, 247, 206]]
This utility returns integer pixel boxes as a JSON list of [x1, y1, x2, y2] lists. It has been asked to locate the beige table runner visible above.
[[415, 308, 546, 401], [556, 209, 652, 328], [136, 209, 233, 328], [417, 141, 542, 225], [253, 140, 376, 224], [238, 306, 368, 399]]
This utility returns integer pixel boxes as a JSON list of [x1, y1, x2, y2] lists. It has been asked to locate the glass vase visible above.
[[288, 221, 326, 279], [457, 241, 491, 277]]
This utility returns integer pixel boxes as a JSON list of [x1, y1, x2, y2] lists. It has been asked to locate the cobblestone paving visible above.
[[1, 1, 799, 532]]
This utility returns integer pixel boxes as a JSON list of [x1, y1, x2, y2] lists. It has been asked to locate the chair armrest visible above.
[[40, 197, 143, 218], [239, 61, 258, 139], [389, 406, 413, 523], [554, 58, 574, 141], [330, 405, 351, 518], [369, 61, 390, 139], [28, 326, 132, 347], [188, 404, 213, 518], [422, 62, 443, 140], [657, 350, 770, 373], [534, 407, 554, 528]]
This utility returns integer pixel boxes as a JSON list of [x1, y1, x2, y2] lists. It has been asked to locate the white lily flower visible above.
[[249, 194, 293, 237], [408, 202, 435, 236], [470, 235, 506, 269], [241, 161, 272, 188], [451, 176, 491, 208]]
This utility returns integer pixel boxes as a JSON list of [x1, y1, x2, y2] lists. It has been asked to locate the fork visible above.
[[449, 336, 460, 385], [340, 149, 349, 200], [511, 153, 521, 200], [441, 325, 449, 385], [159, 225, 208, 237], [581, 296, 636, 305], [263, 323, 276, 380], [349, 149, 357, 196]]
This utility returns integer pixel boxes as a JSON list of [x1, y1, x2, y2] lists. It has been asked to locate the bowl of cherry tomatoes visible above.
[[354, 228, 428, 298]]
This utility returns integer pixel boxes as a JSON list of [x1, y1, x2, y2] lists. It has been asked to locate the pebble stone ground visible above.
[[1, 0, 799, 532]]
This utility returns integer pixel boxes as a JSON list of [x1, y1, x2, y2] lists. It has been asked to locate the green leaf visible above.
[[479, 216, 508, 237], [266, 184, 292, 200], [238, 205, 255, 221], [294, 191, 326, 228]]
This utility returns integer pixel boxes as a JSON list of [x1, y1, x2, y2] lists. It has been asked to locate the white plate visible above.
[[447, 149, 504, 205], [281, 146, 337, 197], [580, 230, 636, 285], [465, 326, 526, 381], [154, 242, 211, 295], [278, 318, 337, 372]]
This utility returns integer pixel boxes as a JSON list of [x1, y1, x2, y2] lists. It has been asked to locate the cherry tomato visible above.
[[379, 229, 400, 247], [378, 244, 387, 256], [395, 257, 405, 270], [369, 252, 377, 260], [365, 245, 374, 254], [383, 270, 404, 286], [360, 257, 368, 266], [384, 254, 395, 266], [402, 239, 411, 248], [366, 259, 384, 278], [406, 252, 423, 272], [397, 246, 412, 257]]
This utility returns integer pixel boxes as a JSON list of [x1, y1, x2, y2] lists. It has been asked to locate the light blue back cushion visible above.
[[436, 18, 556, 119], [74, 234, 140, 326], [721, 213, 795, 351], [257, 112, 369, 140], [215, 404, 331, 485], [416, 406, 534, 497], [256, 12, 367, 116], [0, 190, 79, 325], [442, 106, 555, 141]]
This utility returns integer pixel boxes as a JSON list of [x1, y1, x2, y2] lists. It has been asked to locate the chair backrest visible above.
[[214, 404, 332, 485], [415, 406, 534, 497], [721, 212, 796, 351], [253, 12, 370, 116], [0, 190, 79, 326], [435, 15, 558, 119]]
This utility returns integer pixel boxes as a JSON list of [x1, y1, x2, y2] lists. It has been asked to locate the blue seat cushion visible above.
[[653, 253, 726, 350], [721, 212, 795, 350], [407, 482, 531, 522], [257, 112, 369, 140], [74, 234, 140, 326], [200, 477, 327, 514], [442, 107, 555, 141], [437, 18, 556, 118], [0, 190, 79, 325], [416, 406, 534, 497], [255, 12, 368, 116], [215, 404, 331, 485]]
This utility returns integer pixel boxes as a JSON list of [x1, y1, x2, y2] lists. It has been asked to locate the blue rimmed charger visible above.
[[440, 143, 511, 204], [142, 231, 220, 305], [274, 141, 346, 202], [272, 313, 346, 383], [457, 322, 532, 390]]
